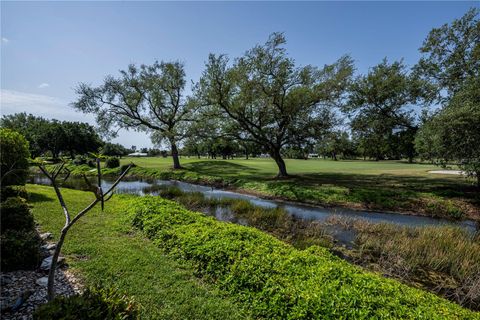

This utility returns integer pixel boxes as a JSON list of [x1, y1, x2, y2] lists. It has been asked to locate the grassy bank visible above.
[[152, 185, 480, 309], [28, 184, 479, 318], [126, 194, 478, 319], [44, 157, 479, 221], [27, 184, 250, 320]]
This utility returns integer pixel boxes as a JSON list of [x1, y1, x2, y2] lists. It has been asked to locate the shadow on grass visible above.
[[29, 191, 55, 203], [257, 172, 479, 216], [185, 160, 264, 177], [286, 172, 478, 200]]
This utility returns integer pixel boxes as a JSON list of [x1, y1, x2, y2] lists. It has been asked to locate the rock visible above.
[[1, 275, 13, 286], [36, 277, 49, 287], [41, 243, 56, 251], [10, 290, 34, 311], [40, 232, 53, 240], [40, 256, 65, 271]]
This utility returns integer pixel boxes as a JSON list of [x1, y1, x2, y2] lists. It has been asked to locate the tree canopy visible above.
[[195, 33, 353, 176], [415, 7, 479, 98], [0, 128, 30, 186], [344, 59, 434, 161], [416, 76, 480, 185], [73, 61, 193, 169], [0, 113, 102, 159]]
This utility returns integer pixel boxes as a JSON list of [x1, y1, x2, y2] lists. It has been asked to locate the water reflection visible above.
[[28, 173, 477, 236]]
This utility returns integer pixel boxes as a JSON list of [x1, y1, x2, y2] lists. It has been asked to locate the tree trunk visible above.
[[47, 227, 69, 301], [271, 149, 288, 178], [171, 142, 181, 169]]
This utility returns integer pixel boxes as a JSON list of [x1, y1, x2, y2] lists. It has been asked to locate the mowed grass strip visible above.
[[27, 184, 250, 320]]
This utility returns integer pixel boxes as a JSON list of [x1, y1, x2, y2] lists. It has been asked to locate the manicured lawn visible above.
[[118, 157, 479, 220], [27, 184, 250, 320]]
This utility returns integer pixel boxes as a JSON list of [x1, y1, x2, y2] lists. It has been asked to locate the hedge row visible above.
[[127, 196, 478, 319], [1, 196, 41, 271]]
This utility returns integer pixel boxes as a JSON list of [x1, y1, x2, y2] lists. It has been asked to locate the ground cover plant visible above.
[[33, 286, 138, 320], [27, 184, 251, 320], [126, 194, 478, 319], [147, 185, 480, 309]]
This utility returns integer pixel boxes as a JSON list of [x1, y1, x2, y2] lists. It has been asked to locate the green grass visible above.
[[27, 184, 250, 320], [27, 184, 480, 318], [117, 157, 479, 220]]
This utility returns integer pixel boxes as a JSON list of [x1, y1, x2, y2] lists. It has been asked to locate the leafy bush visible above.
[[0, 128, 30, 186], [0, 197, 34, 232], [0, 197, 41, 271], [127, 196, 476, 319], [105, 157, 120, 169], [1, 185, 28, 202], [33, 286, 138, 320], [87, 159, 96, 168], [1, 229, 41, 271], [73, 155, 87, 166]]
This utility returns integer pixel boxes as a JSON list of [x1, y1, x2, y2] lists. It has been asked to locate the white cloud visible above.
[[1, 37, 9, 44], [0, 89, 93, 122], [38, 83, 50, 89]]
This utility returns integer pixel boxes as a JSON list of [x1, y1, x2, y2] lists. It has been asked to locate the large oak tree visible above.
[[196, 33, 353, 177], [344, 59, 435, 162], [73, 61, 192, 169]]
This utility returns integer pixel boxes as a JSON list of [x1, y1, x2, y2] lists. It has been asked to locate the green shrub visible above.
[[87, 159, 96, 168], [33, 286, 138, 320], [73, 155, 87, 166], [1, 229, 41, 271], [1, 185, 28, 202], [0, 197, 34, 232], [120, 163, 136, 173], [105, 157, 120, 169], [0, 128, 30, 186], [0, 196, 41, 271], [127, 196, 477, 319]]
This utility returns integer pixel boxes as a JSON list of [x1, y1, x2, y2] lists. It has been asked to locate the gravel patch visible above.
[[1, 264, 83, 319]]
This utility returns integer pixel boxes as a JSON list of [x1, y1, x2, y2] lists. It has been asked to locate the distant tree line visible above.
[[0, 113, 103, 159]]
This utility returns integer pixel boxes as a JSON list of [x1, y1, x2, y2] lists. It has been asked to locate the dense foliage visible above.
[[0, 113, 103, 159], [195, 33, 353, 176], [415, 8, 479, 97], [127, 196, 476, 319], [101, 142, 130, 157], [0, 128, 30, 186], [343, 59, 434, 162], [105, 157, 120, 168], [33, 286, 138, 320], [413, 8, 480, 185], [0, 197, 41, 271]]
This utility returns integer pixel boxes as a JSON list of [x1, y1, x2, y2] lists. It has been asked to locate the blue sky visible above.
[[1, 1, 478, 148]]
